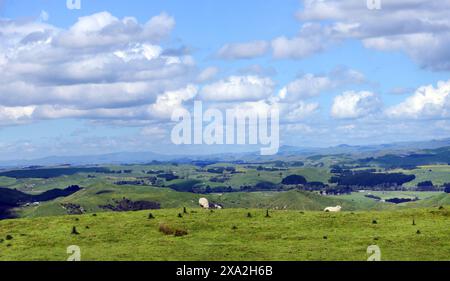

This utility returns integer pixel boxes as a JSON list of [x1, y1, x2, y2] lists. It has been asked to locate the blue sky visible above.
[[1, 0, 450, 159]]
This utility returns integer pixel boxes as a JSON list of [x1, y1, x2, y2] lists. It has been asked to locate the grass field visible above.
[[392, 165, 450, 187], [1, 207, 449, 261]]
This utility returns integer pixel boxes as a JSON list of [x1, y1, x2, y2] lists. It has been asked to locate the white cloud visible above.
[[196, 67, 219, 82], [200, 75, 275, 102], [0, 105, 35, 125], [279, 74, 332, 100], [147, 85, 198, 119], [0, 12, 196, 126], [218, 41, 269, 59], [55, 12, 175, 49], [297, 0, 450, 70], [386, 80, 450, 119], [277, 68, 365, 101], [283, 101, 319, 121], [331, 91, 381, 119], [271, 23, 330, 59]]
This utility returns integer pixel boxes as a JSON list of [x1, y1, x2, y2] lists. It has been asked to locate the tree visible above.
[[444, 183, 450, 193], [281, 175, 307, 185]]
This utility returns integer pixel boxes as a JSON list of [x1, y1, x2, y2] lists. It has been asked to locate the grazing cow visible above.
[[324, 205, 342, 212], [199, 198, 209, 209]]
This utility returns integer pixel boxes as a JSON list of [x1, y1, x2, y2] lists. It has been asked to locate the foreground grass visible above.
[[1, 207, 449, 261]]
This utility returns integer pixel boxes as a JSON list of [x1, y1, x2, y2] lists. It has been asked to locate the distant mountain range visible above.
[[1, 138, 450, 168]]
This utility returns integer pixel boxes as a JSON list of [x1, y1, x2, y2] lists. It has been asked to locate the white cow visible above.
[[324, 205, 342, 212], [199, 198, 209, 209]]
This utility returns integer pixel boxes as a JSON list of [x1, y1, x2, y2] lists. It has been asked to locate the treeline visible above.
[[0, 185, 82, 219], [0, 167, 111, 179], [329, 170, 415, 188]]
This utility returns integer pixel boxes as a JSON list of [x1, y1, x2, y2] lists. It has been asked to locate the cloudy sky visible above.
[[1, 0, 450, 159]]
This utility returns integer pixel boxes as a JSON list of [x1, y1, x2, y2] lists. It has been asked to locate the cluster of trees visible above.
[[206, 167, 236, 174], [157, 173, 179, 181], [281, 175, 307, 185], [0, 167, 111, 179], [443, 183, 450, 193], [329, 172, 415, 188]]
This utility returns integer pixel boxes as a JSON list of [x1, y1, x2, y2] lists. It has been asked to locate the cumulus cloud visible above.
[[196, 67, 219, 82], [271, 23, 331, 59], [386, 80, 450, 119], [331, 91, 381, 119], [297, 0, 450, 70], [277, 68, 365, 101], [0, 12, 198, 126], [278, 74, 332, 100], [55, 12, 175, 49], [200, 75, 275, 102], [283, 101, 319, 121], [147, 85, 198, 119], [217, 41, 269, 59]]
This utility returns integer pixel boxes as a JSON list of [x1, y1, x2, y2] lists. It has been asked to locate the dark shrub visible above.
[[71, 226, 79, 235], [232, 225, 238, 230], [159, 224, 187, 237], [247, 212, 252, 218], [178, 213, 183, 218], [183, 207, 188, 214], [265, 209, 271, 218], [159, 224, 174, 235], [444, 185, 450, 193], [148, 213, 155, 219], [174, 229, 188, 237], [372, 220, 378, 224], [282, 175, 307, 185], [5, 235, 13, 240]]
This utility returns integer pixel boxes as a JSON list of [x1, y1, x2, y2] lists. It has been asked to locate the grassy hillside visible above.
[[16, 183, 391, 218], [1, 207, 449, 261]]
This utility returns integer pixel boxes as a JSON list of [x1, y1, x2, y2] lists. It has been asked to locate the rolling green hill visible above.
[[1, 207, 449, 261], [16, 183, 392, 219]]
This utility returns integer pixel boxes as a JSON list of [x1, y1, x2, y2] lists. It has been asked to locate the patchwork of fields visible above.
[[1, 155, 450, 261]]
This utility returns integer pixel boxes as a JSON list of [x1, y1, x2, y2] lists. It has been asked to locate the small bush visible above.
[[159, 224, 174, 235], [416, 230, 421, 234], [85, 226, 90, 229], [247, 212, 252, 218], [372, 220, 378, 224], [159, 224, 188, 237], [174, 229, 188, 237], [232, 225, 238, 230], [71, 226, 80, 235], [323, 236, 328, 240], [148, 213, 155, 219], [5, 235, 13, 240], [439, 206, 444, 210], [178, 213, 183, 218], [92, 214, 97, 217], [183, 207, 188, 214]]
